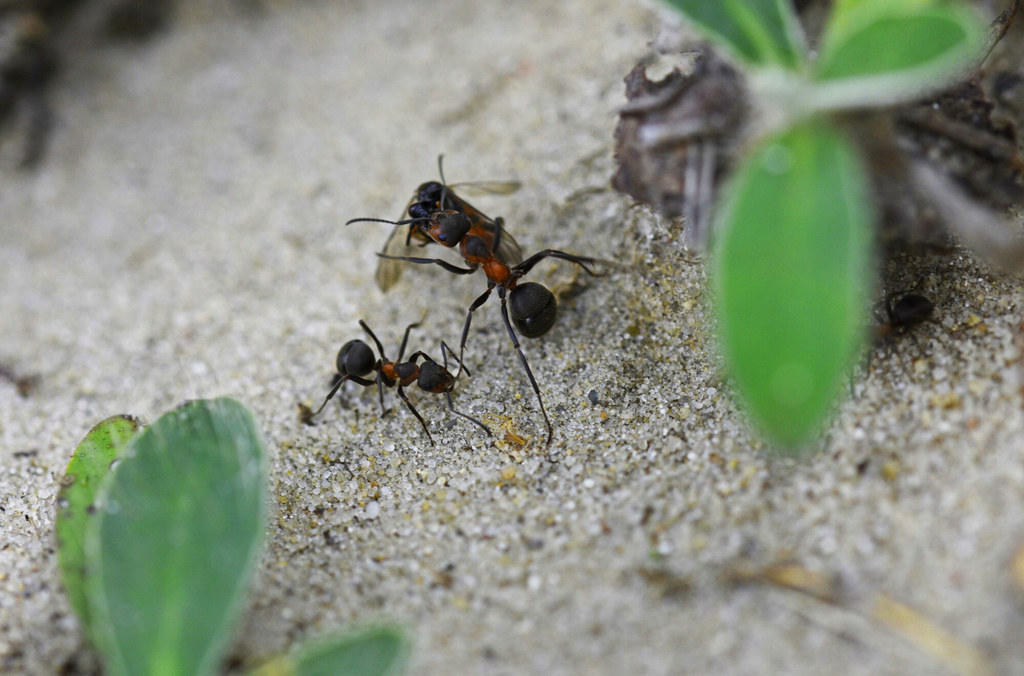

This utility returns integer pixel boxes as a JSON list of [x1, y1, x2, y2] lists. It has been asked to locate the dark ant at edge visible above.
[[878, 291, 935, 338]]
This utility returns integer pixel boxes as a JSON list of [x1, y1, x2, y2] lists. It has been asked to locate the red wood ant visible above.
[[347, 155, 523, 291], [376, 213, 602, 445], [302, 319, 491, 446]]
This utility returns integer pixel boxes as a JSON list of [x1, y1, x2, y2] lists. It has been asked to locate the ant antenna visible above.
[[437, 154, 450, 212], [345, 216, 429, 227]]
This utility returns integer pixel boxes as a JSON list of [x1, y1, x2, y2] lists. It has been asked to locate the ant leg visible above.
[[445, 391, 492, 437], [457, 285, 495, 377], [376, 374, 390, 417], [377, 253, 477, 275], [308, 374, 376, 418], [308, 375, 350, 418], [359, 320, 389, 361], [404, 350, 429, 365], [498, 290, 554, 446], [397, 385, 434, 446], [441, 340, 471, 378], [397, 321, 422, 361], [513, 249, 601, 277]]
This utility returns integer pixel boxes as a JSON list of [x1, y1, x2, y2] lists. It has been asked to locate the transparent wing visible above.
[[489, 219, 524, 266], [374, 223, 411, 292], [446, 188, 524, 266], [448, 180, 522, 196], [373, 181, 523, 290], [373, 197, 424, 292]]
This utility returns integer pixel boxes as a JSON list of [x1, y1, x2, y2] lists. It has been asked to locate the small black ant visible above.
[[302, 319, 490, 445], [878, 292, 934, 338], [376, 213, 602, 445], [347, 155, 522, 291]]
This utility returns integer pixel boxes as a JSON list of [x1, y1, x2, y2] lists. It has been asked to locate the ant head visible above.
[[888, 293, 934, 327], [417, 361, 454, 394], [336, 339, 376, 377], [432, 210, 472, 246], [509, 282, 557, 338], [409, 182, 443, 221]]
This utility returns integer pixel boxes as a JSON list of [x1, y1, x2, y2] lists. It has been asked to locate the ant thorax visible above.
[[462, 234, 492, 263]]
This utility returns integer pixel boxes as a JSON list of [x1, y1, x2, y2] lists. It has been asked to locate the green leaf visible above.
[[251, 626, 410, 676], [85, 398, 269, 676], [56, 415, 142, 641], [812, 0, 986, 108], [662, 0, 806, 69], [712, 121, 874, 448]]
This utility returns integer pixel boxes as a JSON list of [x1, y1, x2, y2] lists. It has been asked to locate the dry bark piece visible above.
[[612, 7, 1024, 268]]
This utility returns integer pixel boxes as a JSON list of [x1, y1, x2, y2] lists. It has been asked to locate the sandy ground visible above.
[[2, 0, 1024, 674]]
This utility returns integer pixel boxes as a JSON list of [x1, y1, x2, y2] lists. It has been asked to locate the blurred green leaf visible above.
[[252, 626, 409, 676], [85, 398, 268, 676], [813, 0, 985, 107], [712, 121, 873, 448], [662, 0, 806, 68], [56, 415, 142, 641]]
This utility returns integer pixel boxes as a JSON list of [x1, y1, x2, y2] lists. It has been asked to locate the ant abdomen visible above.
[[510, 282, 557, 338], [418, 361, 454, 394]]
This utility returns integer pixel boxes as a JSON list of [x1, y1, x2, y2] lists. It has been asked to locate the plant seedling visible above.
[[623, 0, 1021, 448], [57, 398, 408, 676]]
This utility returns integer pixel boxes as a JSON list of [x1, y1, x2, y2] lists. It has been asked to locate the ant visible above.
[[302, 319, 490, 446], [347, 155, 522, 291], [375, 212, 602, 445], [877, 291, 935, 338]]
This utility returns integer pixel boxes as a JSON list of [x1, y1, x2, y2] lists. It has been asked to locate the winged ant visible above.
[[351, 155, 523, 291], [301, 319, 490, 446]]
